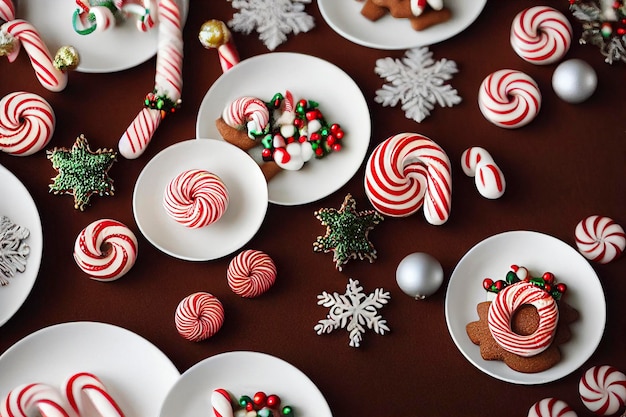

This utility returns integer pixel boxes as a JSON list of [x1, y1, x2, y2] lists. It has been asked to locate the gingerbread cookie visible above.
[[360, 0, 452, 31]]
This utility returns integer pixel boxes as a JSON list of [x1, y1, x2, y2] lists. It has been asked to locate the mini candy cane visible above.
[[0, 0, 15, 22], [198, 20, 240, 73], [211, 389, 234, 417], [64, 372, 125, 417], [0, 383, 74, 417], [0, 19, 68, 92], [118, 0, 183, 159], [73, 0, 157, 35], [461, 147, 506, 199]]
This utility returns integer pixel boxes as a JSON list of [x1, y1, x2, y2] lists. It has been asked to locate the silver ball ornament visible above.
[[395, 252, 444, 300], [552, 59, 597, 104]]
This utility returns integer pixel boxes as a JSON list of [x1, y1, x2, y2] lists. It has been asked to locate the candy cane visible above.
[[63, 372, 125, 417], [461, 147, 506, 199], [118, 0, 183, 159], [199, 20, 239, 73], [211, 389, 234, 417], [1, 383, 75, 417], [0, 0, 15, 22], [1, 19, 68, 92]]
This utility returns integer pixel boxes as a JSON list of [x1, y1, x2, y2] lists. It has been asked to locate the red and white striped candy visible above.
[[118, 0, 183, 159], [528, 398, 578, 417], [175, 292, 225, 342], [579, 365, 626, 416], [222, 97, 270, 138], [211, 388, 234, 417], [64, 372, 125, 417], [0, 91, 55, 156], [511, 6, 573, 65], [478, 69, 541, 129], [364, 133, 452, 225], [488, 281, 559, 357], [0, 0, 15, 22], [73, 219, 138, 282], [1, 383, 74, 417], [1, 19, 68, 92], [163, 169, 229, 229], [227, 249, 277, 298], [409, 0, 443, 16], [461, 147, 506, 199], [575, 215, 625, 264]]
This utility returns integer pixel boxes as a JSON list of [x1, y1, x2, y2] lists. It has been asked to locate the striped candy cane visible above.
[[0, 0, 15, 22]]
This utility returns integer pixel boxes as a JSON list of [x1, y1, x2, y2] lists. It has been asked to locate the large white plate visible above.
[[196, 52, 371, 206], [159, 351, 332, 417], [0, 163, 42, 327], [0, 321, 180, 415], [318, 0, 487, 50], [133, 139, 268, 261], [17, 0, 189, 73], [445, 230, 606, 385]]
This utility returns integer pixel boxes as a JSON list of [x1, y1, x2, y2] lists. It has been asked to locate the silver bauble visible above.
[[552, 59, 597, 104], [395, 252, 444, 300]]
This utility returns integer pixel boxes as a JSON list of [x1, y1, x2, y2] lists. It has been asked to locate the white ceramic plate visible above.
[[318, 0, 487, 49], [445, 230, 606, 385], [0, 321, 180, 415], [0, 163, 42, 327], [159, 351, 332, 417], [196, 52, 371, 206], [133, 139, 268, 261], [17, 0, 189, 73]]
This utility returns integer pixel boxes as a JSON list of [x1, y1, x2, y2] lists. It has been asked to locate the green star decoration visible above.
[[47, 134, 117, 211], [313, 194, 384, 271]]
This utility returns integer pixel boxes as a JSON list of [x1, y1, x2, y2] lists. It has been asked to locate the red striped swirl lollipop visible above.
[[528, 398, 578, 417], [227, 249, 277, 298], [488, 281, 559, 357], [73, 219, 138, 282], [175, 292, 225, 342], [0, 382, 73, 417], [579, 365, 626, 416], [222, 97, 270, 138], [64, 372, 125, 417], [163, 169, 229, 229], [511, 6, 573, 65], [575, 215, 625, 264], [364, 133, 452, 225], [0, 91, 55, 156], [478, 69, 541, 129]]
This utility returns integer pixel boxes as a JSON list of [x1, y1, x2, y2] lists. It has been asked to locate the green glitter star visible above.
[[47, 134, 117, 211], [313, 194, 384, 271]]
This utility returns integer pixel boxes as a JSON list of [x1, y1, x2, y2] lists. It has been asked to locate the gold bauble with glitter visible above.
[[198, 20, 230, 49], [54, 45, 80, 71], [0, 32, 15, 56]]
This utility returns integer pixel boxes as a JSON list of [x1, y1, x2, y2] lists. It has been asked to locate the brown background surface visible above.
[[1, 0, 625, 416]]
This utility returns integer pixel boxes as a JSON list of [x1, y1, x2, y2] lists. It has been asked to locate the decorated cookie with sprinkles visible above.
[[47, 134, 117, 210], [313, 194, 383, 271]]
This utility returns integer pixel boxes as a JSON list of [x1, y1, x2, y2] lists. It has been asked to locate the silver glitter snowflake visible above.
[[375, 47, 461, 123], [228, 0, 315, 50], [314, 279, 390, 348], [0, 216, 30, 286]]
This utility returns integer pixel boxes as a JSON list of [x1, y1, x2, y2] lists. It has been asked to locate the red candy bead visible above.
[[315, 148, 324, 156], [262, 148, 271, 158], [542, 272, 555, 284], [310, 132, 321, 141], [494, 280, 505, 290], [293, 118, 303, 128], [556, 283, 567, 294], [253, 392, 267, 407], [332, 143, 342, 152], [326, 135, 336, 146], [335, 129, 344, 139], [266, 394, 281, 408], [483, 278, 494, 290]]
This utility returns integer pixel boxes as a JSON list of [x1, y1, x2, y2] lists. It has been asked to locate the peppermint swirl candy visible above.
[[528, 398, 578, 417], [64, 372, 125, 417], [227, 249, 277, 298], [579, 365, 626, 416], [478, 69, 541, 129], [1, 382, 73, 417], [575, 215, 625, 264], [222, 96, 269, 138], [0, 92, 55, 156], [511, 6, 573, 65], [73, 219, 138, 282], [163, 169, 229, 229], [488, 281, 559, 357], [364, 132, 452, 225], [175, 292, 225, 342]]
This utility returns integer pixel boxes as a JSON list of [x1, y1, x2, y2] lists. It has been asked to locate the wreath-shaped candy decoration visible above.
[[239, 392, 294, 417], [482, 264, 567, 301], [73, 0, 156, 35]]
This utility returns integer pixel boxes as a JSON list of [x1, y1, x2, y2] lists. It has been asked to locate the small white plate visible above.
[[17, 0, 189, 73], [318, 0, 487, 50], [445, 230, 606, 385], [196, 52, 371, 206], [133, 139, 268, 261], [0, 321, 180, 415], [159, 351, 332, 417], [0, 163, 42, 327]]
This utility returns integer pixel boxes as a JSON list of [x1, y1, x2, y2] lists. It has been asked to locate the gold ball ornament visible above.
[[198, 20, 231, 49], [54, 45, 80, 71], [0, 31, 15, 57]]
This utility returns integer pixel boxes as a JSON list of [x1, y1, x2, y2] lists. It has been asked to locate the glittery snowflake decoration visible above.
[[315, 278, 390, 348], [0, 216, 30, 286], [375, 47, 461, 123], [228, 0, 315, 50]]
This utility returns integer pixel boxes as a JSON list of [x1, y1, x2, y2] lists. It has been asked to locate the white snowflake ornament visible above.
[[314, 278, 390, 348], [375, 47, 461, 123], [228, 0, 315, 51]]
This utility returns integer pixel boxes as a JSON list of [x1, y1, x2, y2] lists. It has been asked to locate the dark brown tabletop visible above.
[[1, 1, 625, 416]]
